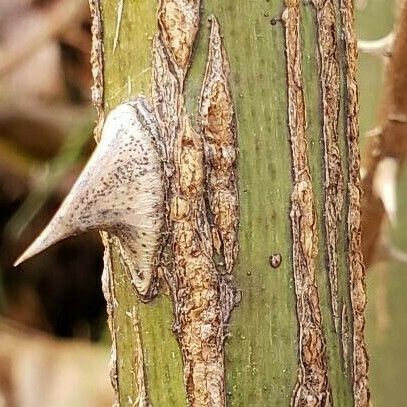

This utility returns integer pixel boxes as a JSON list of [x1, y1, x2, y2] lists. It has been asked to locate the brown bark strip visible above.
[[152, 34, 183, 158], [340, 1, 370, 405], [152, 3, 233, 406], [199, 17, 239, 274], [157, 0, 201, 80], [361, 1, 407, 267], [341, 304, 351, 374], [88, 0, 105, 142], [283, 2, 332, 405], [171, 116, 226, 407], [311, 0, 344, 333]]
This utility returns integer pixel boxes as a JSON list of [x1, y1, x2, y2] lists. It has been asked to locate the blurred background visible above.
[[0, 0, 404, 406], [358, 1, 407, 407], [0, 0, 111, 405]]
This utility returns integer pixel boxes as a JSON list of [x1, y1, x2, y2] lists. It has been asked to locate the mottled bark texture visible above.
[[152, 4, 239, 405], [90, 0, 369, 405]]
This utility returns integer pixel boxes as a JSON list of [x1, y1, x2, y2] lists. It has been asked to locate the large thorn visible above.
[[14, 97, 165, 297], [373, 157, 398, 226]]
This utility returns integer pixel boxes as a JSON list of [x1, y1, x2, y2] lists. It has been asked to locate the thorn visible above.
[[373, 157, 398, 226], [358, 32, 394, 58], [14, 97, 165, 292]]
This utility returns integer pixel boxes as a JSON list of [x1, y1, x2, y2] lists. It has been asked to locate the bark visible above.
[[89, 0, 369, 405]]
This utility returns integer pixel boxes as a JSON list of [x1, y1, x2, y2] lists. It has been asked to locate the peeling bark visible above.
[[199, 18, 238, 274], [157, 0, 201, 78], [88, 0, 104, 142], [311, 0, 344, 333], [170, 116, 225, 407], [283, 1, 331, 405], [152, 4, 237, 405], [340, 0, 370, 405], [91, 0, 369, 405]]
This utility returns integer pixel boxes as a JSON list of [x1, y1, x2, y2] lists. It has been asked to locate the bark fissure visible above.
[[89, 0, 105, 142], [311, 0, 344, 334], [199, 18, 239, 275], [283, 1, 332, 405], [152, 3, 238, 405], [340, 1, 370, 405], [87, 1, 369, 404]]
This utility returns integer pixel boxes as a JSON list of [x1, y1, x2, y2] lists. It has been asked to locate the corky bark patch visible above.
[[88, 0, 104, 142], [340, 1, 370, 405], [199, 17, 239, 274], [283, 1, 332, 405], [157, 0, 201, 78], [171, 116, 226, 407], [311, 0, 344, 333], [152, 5, 237, 406], [152, 34, 182, 155]]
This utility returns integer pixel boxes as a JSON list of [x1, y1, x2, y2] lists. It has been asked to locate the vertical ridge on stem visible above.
[[340, 0, 370, 405], [283, 1, 332, 405]]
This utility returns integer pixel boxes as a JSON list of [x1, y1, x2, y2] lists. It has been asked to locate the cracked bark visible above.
[[92, 0, 369, 405]]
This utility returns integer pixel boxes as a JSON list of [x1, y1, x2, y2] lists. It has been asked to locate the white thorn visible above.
[[14, 97, 165, 297], [358, 32, 394, 57], [373, 157, 398, 226]]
